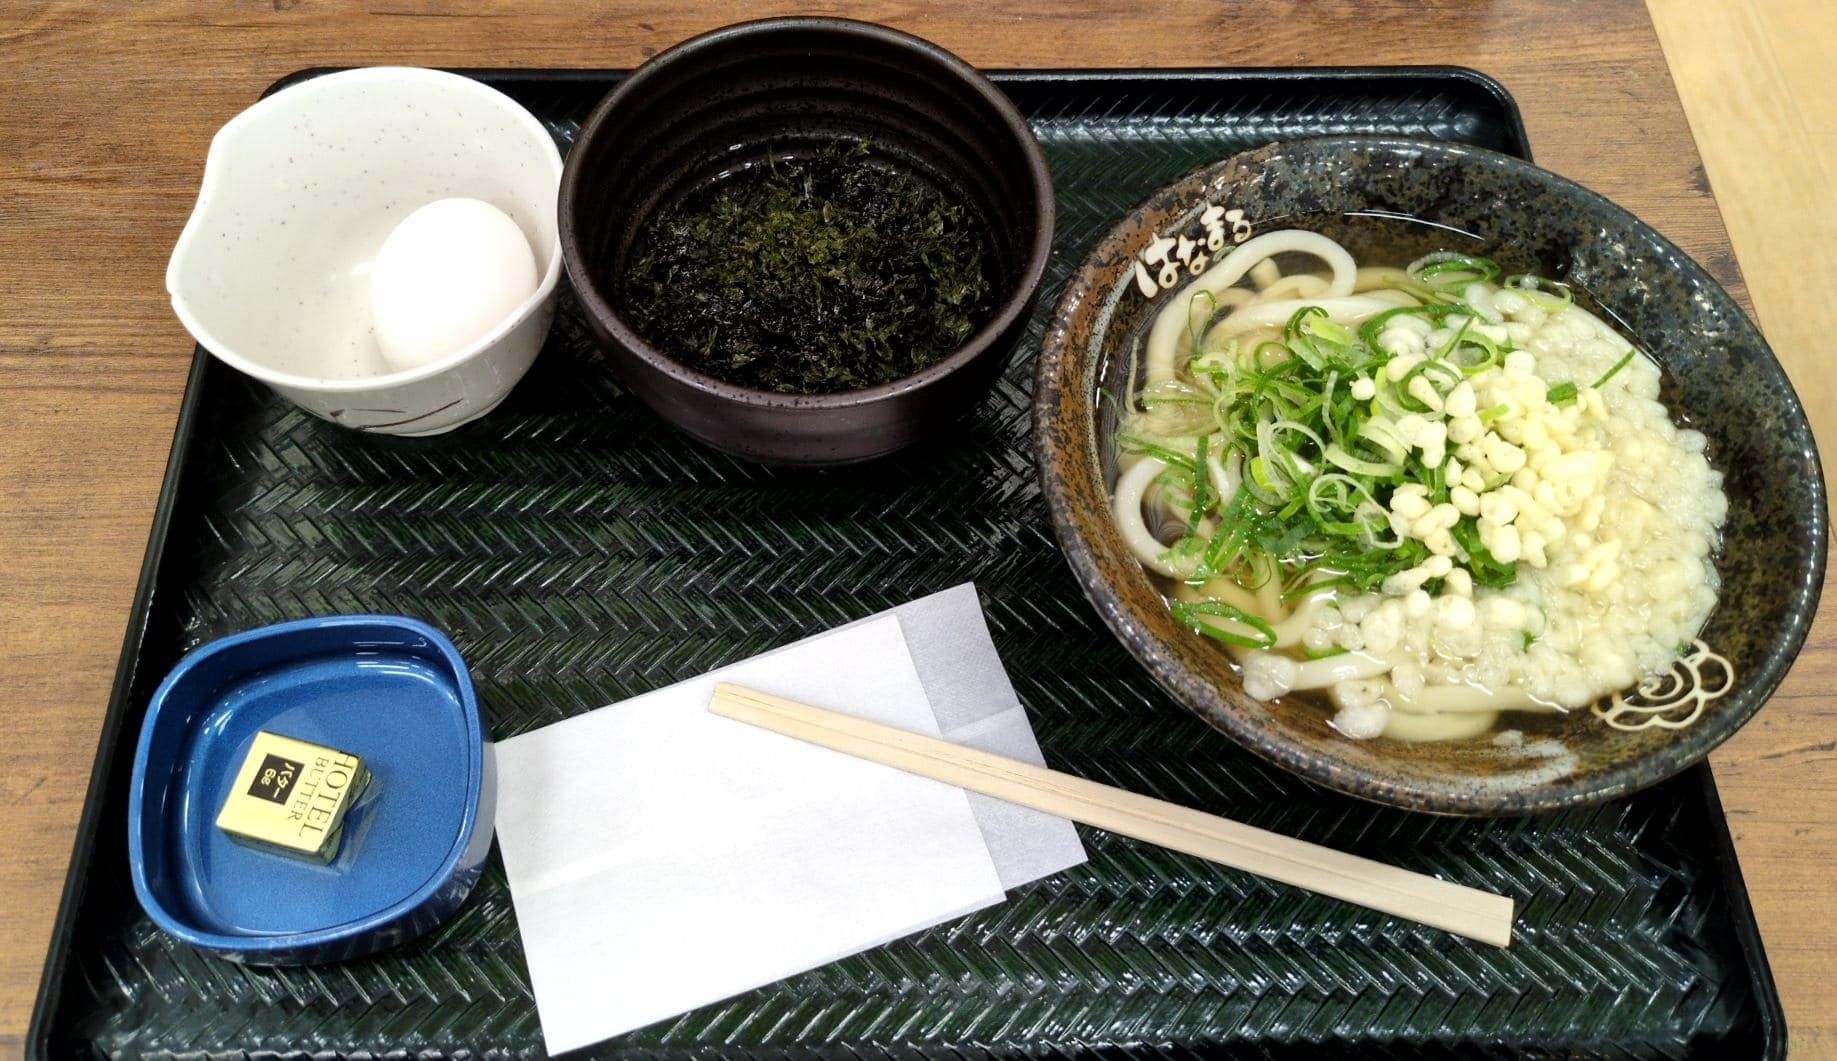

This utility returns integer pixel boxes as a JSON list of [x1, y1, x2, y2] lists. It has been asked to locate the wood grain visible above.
[[1, 0, 1829, 1055], [1646, 1, 1837, 1053], [1648, 0, 1837, 503]]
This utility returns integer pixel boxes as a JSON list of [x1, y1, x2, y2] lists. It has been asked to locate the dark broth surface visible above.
[[620, 140, 995, 395]]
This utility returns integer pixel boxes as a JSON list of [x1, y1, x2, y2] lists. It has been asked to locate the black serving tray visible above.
[[31, 68, 1783, 1059]]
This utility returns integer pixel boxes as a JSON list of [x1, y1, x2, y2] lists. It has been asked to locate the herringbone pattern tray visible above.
[[31, 70, 1779, 1058]]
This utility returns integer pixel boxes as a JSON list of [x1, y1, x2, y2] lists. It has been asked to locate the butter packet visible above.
[[216, 731, 371, 863]]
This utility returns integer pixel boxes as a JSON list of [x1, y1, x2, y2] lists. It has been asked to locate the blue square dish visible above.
[[128, 615, 493, 964]]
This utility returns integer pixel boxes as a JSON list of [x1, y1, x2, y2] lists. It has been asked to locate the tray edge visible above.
[[27, 63, 1786, 1060]]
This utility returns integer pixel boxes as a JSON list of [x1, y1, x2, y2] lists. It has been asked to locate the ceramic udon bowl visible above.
[[1035, 136, 1826, 815]]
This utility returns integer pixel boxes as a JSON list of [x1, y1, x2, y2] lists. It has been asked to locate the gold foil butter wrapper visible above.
[[215, 731, 371, 863]]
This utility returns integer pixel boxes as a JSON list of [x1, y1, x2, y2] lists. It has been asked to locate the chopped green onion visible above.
[[1200, 486, 1259, 576], [1116, 261, 1616, 609], [1445, 327, 1507, 375], [1266, 520, 1314, 557], [1451, 518, 1517, 588], [1592, 349, 1639, 388], [1183, 289, 1217, 361], [1357, 303, 1458, 349], [1436, 316, 1474, 361], [1303, 314, 1355, 347], [1426, 458, 1447, 502], [1505, 273, 1574, 311], [1119, 435, 1198, 473], [1357, 418, 1406, 463], [1170, 599, 1280, 648], [1409, 253, 1502, 288], [1324, 444, 1400, 478], [1185, 434, 1211, 536], [1248, 455, 1275, 490], [1403, 358, 1463, 393], [1252, 339, 1290, 370]]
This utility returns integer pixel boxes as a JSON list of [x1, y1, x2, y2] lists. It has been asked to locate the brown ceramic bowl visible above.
[[559, 18, 1053, 466], [1036, 136, 1826, 815]]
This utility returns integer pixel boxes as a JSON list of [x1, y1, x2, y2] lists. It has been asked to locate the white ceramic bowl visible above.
[[167, 68, 564, 435]]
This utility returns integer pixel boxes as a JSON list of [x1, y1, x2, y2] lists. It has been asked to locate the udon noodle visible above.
[[1114, 230, 1729, 741]]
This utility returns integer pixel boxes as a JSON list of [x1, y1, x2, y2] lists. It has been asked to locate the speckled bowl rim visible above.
[[1035, 135, 1827, 816], [558, 16, 1056, 412]]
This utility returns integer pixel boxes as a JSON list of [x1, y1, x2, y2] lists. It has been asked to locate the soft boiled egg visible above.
[[370, 197, 539, 373]]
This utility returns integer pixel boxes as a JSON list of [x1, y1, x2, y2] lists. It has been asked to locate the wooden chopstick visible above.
[[709, 682, 1514, 947]]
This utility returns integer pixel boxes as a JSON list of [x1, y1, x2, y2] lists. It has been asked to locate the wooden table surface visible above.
[[3, 1, 1831, 1056]]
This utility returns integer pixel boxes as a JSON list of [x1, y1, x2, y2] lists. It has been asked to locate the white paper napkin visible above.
[[492, 585, 1086, 1053], [826, 584, 1089, 888]]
